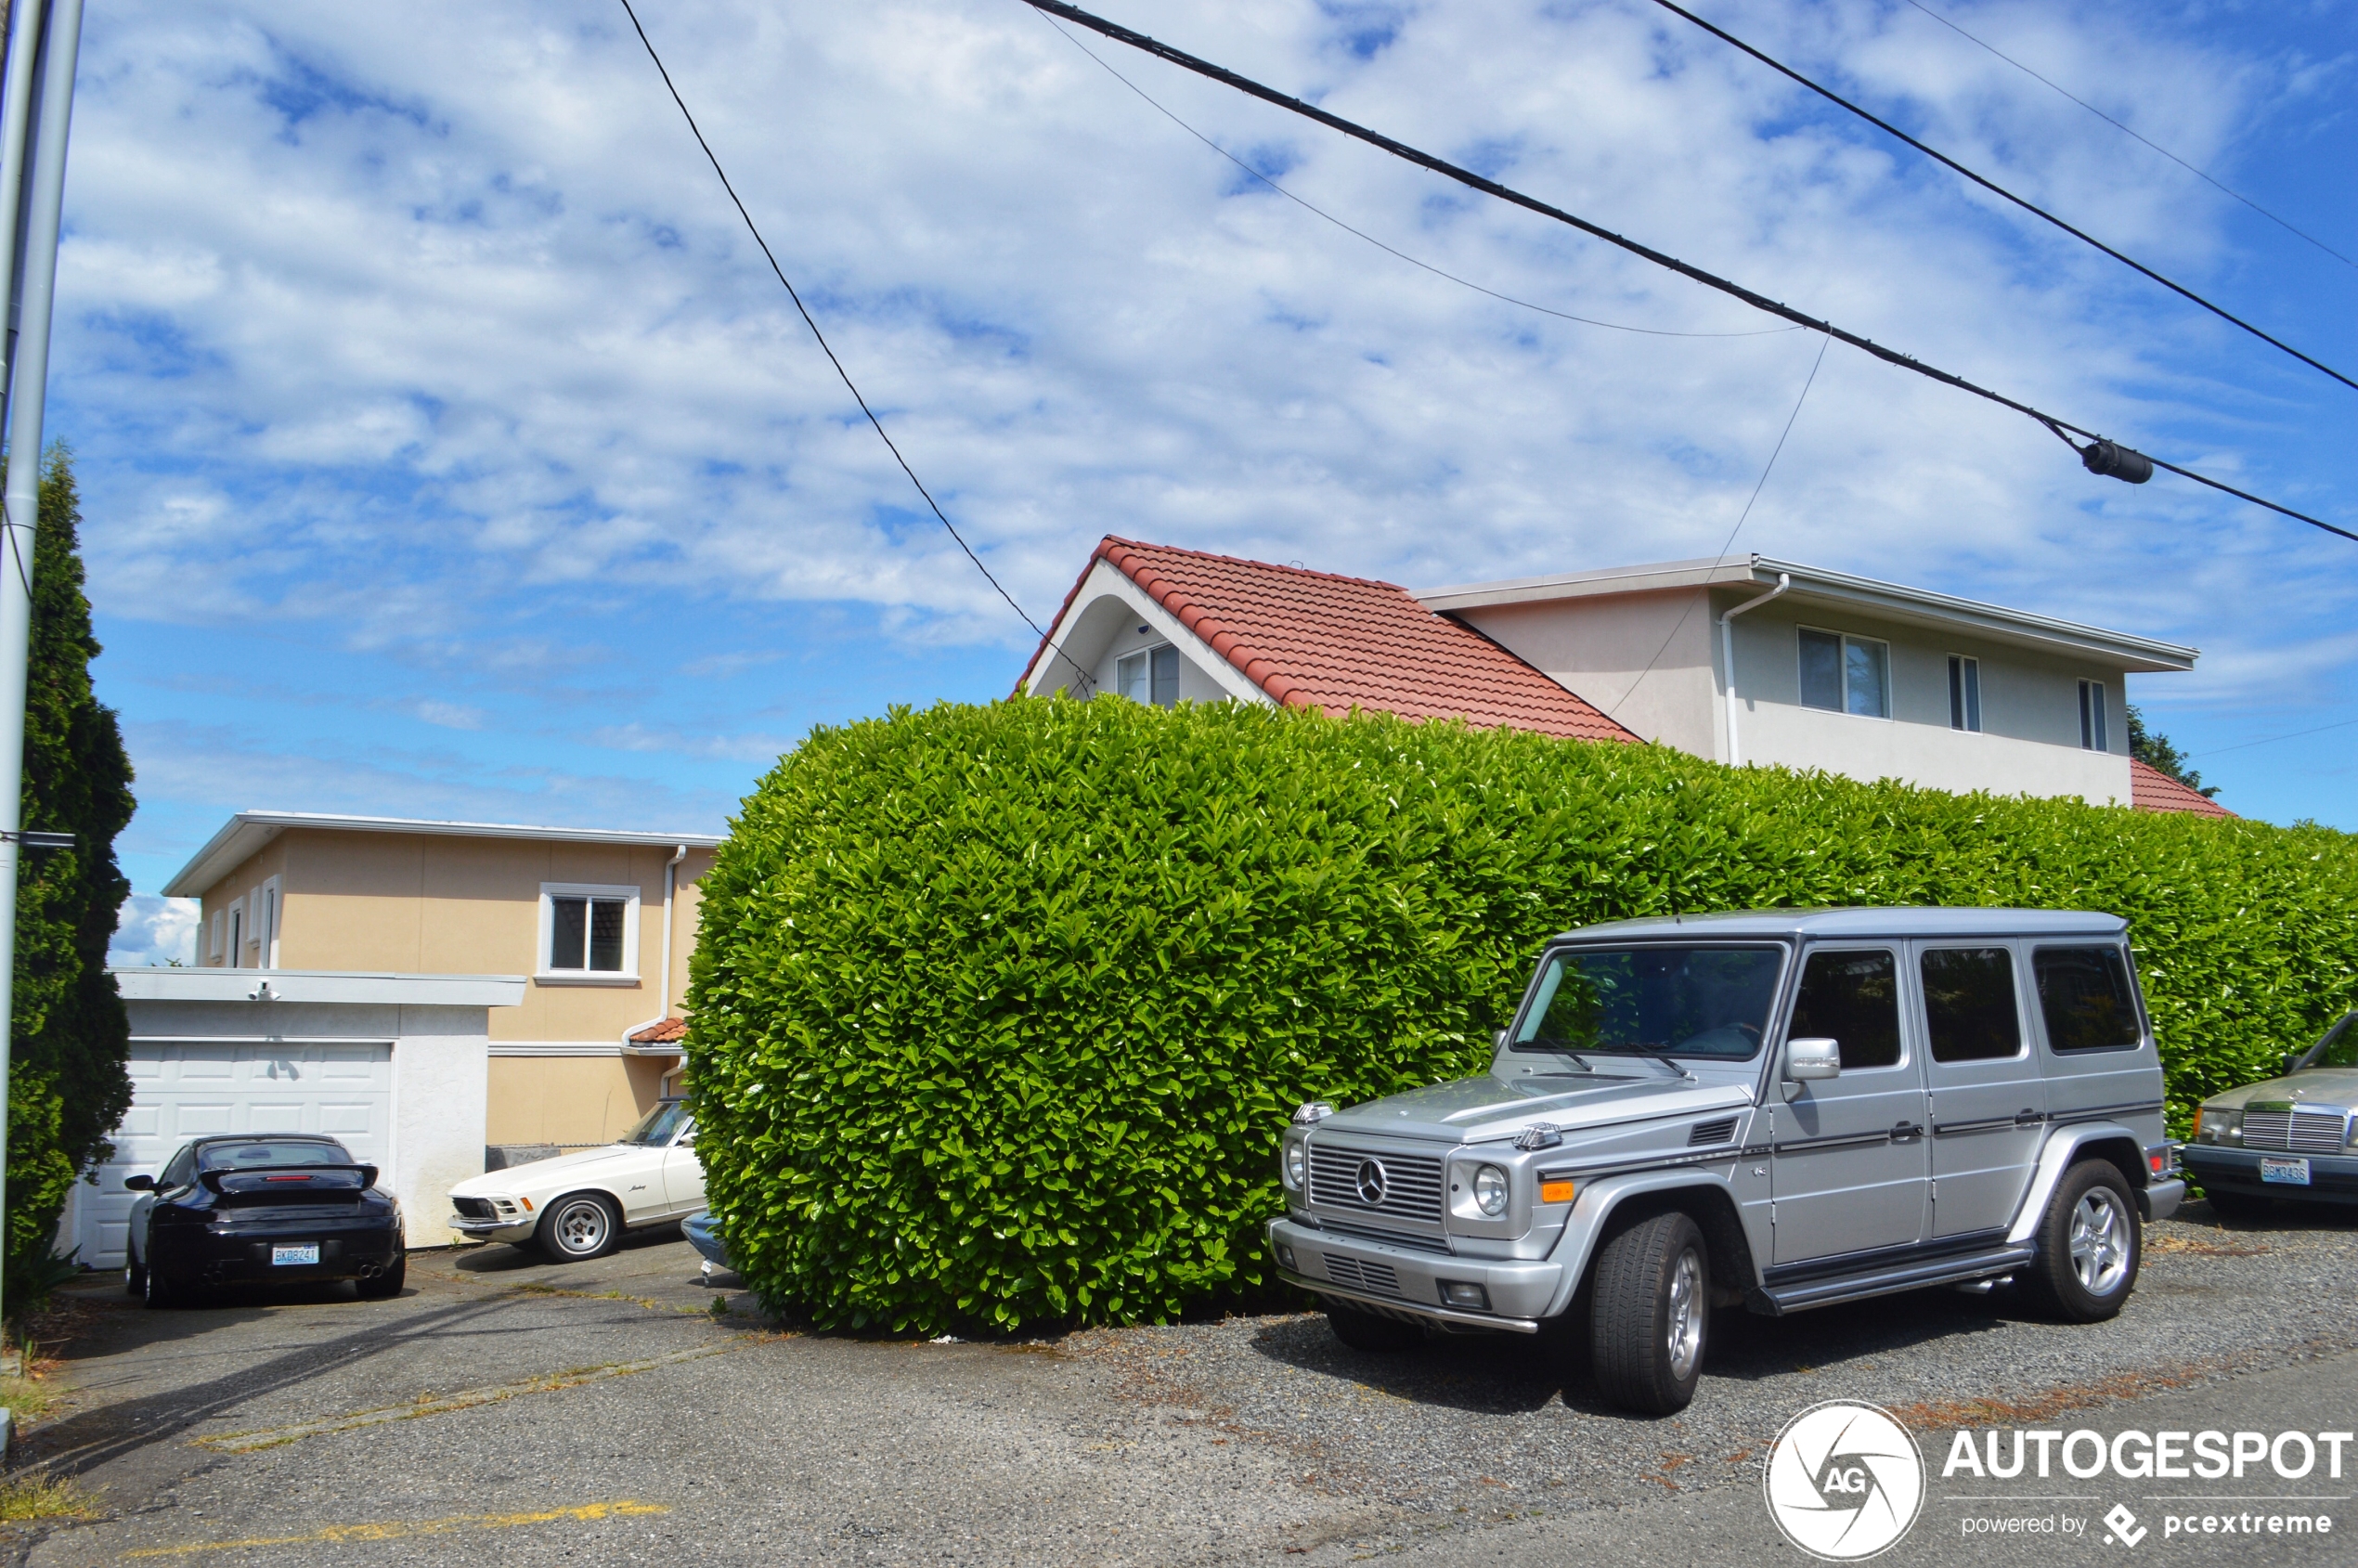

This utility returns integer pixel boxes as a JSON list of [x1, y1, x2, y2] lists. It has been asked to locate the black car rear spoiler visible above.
[[199, 1163, 380, 1196]]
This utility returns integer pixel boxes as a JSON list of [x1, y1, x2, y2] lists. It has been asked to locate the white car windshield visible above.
[[620, 1100, 693, 1147]]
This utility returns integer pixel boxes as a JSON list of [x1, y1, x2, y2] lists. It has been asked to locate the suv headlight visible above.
[[1472, 1163, 1509, 1217], [2195, 1108, 2242, 1145], [1282, 1139, 1307, 1190]]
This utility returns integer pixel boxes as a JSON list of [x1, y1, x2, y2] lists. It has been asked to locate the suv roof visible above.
[[1558, 906, 2127, 942]]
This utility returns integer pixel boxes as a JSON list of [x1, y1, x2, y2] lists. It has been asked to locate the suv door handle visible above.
[[1891, 1121, 1924, 1141], [2015, 1108, 2043, 1125]]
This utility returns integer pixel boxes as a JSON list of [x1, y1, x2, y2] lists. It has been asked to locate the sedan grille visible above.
[[1307, 1144, 1445, 1227], [1320, 1254, 1401, 1296], [2244, 1109, 2349, 1154], [452, 1197, 495, 1220]]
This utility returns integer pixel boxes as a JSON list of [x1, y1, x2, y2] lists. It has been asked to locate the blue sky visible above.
[[64, 1, 2354, 963]]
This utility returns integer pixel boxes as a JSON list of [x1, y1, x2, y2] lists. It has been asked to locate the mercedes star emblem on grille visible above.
[[1354, 1158, 1387, 1206]]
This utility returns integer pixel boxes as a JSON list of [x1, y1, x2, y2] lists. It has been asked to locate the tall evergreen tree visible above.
[[7, 444, 135, 1306]]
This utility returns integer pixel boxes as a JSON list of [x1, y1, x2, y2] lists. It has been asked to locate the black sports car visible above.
[[124, 1134, 406, 1307]]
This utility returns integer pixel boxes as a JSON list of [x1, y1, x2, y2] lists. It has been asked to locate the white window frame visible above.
[[248, 876, 282, 968], [2079, 679, 2110, 752], [1797, 626, 1892, 720], [1947, 654, 1982, 733], [537, 882, 642, 986], [227, 899, 245, 970], [1116, 643, 1181, 708], [208, 908, 225, 965]]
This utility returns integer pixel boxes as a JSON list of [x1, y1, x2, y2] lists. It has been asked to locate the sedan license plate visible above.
[[2260, 1157, 2312, 1186], [272, 1243, 321, 1266]]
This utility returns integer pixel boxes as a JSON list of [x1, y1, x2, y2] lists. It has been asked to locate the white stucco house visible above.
[[1019, 537, 2227, 816]]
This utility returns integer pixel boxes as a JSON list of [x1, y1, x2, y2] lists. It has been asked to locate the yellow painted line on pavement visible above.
[[194, 1344, 728, 1453], [124, 1499, 669, 1558]]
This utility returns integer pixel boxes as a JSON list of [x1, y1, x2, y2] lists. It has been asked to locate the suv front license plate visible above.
[[272, 1244, 321, 1266], [2260, 1158, 2312, 1186]]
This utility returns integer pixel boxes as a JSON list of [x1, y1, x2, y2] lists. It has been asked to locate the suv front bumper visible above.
[[1267, 1217, 1561, 1333]]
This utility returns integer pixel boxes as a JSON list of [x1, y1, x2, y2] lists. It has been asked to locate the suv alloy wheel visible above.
[[1589, 1211, 1709, 1415], [2024, 1160, 2141, 1321]]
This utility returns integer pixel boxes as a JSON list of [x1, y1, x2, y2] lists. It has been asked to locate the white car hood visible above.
[[450, 1142, 671, 1200]]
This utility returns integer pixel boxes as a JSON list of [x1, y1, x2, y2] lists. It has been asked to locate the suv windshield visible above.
[[1513, 945, 1784, 1061], [198, 1140, 352, 1171], [620, 1100, 693, 1147]]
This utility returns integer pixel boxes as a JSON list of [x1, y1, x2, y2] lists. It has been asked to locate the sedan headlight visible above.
[[1282, 1139, 1307, 1190], [1472, 1163, 1509, 1217], [2195, 1107, 2242, 1145]]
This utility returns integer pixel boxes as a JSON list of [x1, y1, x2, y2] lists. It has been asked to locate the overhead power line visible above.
[[1017, 1, 2352, 545], [614, 0, 1093, 687], [1638, 0, 2356, 395], [1033, 7, 1797, 339], [1901, 0, 2357, 272]]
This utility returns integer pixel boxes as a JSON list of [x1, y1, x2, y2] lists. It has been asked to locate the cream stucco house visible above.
[[1021, 538, 2226, 815]]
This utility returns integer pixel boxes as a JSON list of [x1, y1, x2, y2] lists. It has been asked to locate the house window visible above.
[[1118, 644, 1181, 707], [209, 909, 225, 965], [1798, 628, 1889, 719], [1948, 655, 1982, 732], [2079, 680, 2109, 752], [540, 884, 641, 979]]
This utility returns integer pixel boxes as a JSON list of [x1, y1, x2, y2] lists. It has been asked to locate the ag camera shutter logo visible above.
[[1764, 1400, 1926, 1560]]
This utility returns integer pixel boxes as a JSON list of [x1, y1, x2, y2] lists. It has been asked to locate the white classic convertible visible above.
[[448, 1097, 705, 1260]]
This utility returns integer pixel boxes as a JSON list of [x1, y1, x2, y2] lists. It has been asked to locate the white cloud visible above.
[[110, 894, 200, 968]]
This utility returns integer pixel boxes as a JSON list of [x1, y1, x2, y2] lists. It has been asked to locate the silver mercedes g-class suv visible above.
[[1268, 908, 2183, 1415]]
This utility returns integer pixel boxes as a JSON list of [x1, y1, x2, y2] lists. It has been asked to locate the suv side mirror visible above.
[[1781, 1037, 1841, 1101], [123, 1173, 155, 1191]]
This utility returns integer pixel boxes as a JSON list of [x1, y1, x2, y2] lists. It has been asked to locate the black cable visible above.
[[1030, 6, 1797, 339], [615, 0, 1097, 691], [1607, 330, 1829, 721], [1901, 0, 2356, 272], [1018, 1, 2353, 545], [1638, 0, 2355, 394]]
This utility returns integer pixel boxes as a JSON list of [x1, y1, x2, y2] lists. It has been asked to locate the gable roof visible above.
[[1020, 537, 1636, 743], [163, 811, 722, 899], [2128, 758, 2234, 817]]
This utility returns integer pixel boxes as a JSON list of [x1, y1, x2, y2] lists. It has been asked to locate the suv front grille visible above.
[[1308, 1143, 1445, 1227], [1320, 1254, 1402, 1296], [2244, 1109, 2349, 1154], [452, 1197, 495, 1220]]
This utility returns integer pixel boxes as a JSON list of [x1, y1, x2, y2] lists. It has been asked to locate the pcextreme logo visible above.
[[1764, 1400, 1927, 1561]]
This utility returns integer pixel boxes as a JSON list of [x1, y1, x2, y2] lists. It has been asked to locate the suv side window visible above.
[[2033, 946, 2141, 1052], [1788, 949, 1901, 1069], [1922, 948, 2024, 1062]]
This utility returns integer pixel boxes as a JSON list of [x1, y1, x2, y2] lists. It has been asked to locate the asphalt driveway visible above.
[[9, 1199, 2358, 1565]]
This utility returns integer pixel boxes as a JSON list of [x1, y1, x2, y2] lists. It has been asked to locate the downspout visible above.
[[622, 844, 690, 1055], [1718, 573, 1790, 769]]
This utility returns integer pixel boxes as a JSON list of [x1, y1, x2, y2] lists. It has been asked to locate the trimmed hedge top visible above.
[[685, 698, 2355, 1333]]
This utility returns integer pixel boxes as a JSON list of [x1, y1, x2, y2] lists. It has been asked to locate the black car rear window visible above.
[[2033, 946, 2142, 1053], [197, 1141, 353, 1171]]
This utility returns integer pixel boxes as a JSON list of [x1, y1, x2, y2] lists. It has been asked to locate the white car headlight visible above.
[[1472, 1163, 1509, 1217], [1283, 1141, 1307, 1190], [2195, 1108, 2242, 1145]]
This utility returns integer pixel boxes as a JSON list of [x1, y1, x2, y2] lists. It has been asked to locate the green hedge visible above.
[[685, 699, 2357, 1333]]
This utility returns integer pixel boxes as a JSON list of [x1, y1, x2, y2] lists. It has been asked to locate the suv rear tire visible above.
[[1325, 1306, 1422, 1354], [1588, 1212, 1708, 1415], [2023, 1160, 2141, 1322]]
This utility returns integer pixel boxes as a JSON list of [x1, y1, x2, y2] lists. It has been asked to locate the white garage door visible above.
[[77, 1041, 394, 1270]]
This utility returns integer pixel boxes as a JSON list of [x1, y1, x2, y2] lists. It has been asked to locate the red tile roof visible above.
[[2129, 757, 2234, 817], [629, 1017, 690, 1045], [1017, 537, 1636, 743]]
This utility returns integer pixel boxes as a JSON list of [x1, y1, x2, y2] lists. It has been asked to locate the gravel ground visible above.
[[8, 1198, 2355, 1567]]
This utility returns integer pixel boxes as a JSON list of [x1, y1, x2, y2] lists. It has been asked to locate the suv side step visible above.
[[1745, 1243, 2036, 1316]]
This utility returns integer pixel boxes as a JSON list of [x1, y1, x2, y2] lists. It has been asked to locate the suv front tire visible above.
[[1589, 1211, 1709, 1415], [2024, 1160, 2141, 1322]]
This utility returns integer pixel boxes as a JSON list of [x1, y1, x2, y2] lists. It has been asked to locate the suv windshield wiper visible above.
[[1517, 1038, 1594, 1071], [1596, 1042, 1695, 1080]]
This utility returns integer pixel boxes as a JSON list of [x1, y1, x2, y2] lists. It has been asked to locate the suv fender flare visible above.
[[2006, 1125, 2145, 1245], [1541, 1171, 1754, 1320]]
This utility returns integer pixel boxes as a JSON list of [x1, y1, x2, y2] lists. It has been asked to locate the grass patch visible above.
[[0, 1471, 95, 1523]]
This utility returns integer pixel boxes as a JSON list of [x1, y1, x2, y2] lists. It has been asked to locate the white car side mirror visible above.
[[1781, 1037, 1841, 1101]]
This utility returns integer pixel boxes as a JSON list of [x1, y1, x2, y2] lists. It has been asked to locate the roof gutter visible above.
[[1719, 573, 1790, 769]]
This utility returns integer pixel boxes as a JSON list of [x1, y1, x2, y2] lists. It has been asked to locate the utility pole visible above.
[[0, 0, 88, 1340]]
